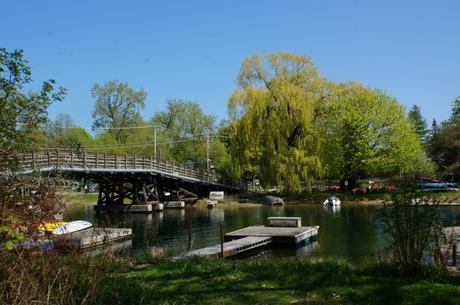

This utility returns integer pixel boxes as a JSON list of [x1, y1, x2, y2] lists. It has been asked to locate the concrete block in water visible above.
[[163, 201, 185, 208], [267, 217, 301, 227]]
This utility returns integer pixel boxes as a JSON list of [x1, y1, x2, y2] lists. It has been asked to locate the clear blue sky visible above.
[[2, 0, 459, 129]]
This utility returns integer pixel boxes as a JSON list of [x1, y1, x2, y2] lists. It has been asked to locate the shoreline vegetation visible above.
[[60, 190, 460, 206], [6, 254, 459, 305]]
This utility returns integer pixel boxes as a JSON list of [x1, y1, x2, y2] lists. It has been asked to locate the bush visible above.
[[381, 181, 446, 271]]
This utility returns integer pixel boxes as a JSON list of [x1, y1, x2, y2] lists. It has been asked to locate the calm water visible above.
[[64, 203, 460, 265]]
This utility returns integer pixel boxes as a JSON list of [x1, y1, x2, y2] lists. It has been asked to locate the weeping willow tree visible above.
[[228, 53, 329, 191]]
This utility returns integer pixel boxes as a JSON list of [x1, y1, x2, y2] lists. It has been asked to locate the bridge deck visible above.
[[12, 150, 247, 190]]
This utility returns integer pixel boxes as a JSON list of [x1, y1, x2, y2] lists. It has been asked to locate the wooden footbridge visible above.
[[10, 150, 248, 210]]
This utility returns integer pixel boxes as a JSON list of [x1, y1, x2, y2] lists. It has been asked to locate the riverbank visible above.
[[60, 189, 460, 207], [95, 257, 460, 305]]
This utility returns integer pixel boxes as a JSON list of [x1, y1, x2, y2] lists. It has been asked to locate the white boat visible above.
[[207, 200, 218, 208], [52, 220, 92, 235], [323, 196, 341, 206]]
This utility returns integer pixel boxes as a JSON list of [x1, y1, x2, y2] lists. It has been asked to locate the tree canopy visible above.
[[0, 48, 65, 158], [151, 99, 227, 169], [91, 80, 146, 144], [228, 53, 327, 191], [322, 85, 424, 187], [407, 104, 428, 145], [427, 96, 460, 178]]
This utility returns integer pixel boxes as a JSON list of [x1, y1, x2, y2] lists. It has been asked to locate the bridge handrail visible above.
[[12, 150, 247, 190]]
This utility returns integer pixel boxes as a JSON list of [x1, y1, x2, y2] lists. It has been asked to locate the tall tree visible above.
[[228, 52, 327, 191], [322, 85, 423, 188], [150, 99, 227, 169], [427, 97, 460, 178], [45, 114, 94, 150], [0, 48, 65, 157], [91, 81, 146, 145], [407, 104, 428, 145], [449, 96, 460, 124]]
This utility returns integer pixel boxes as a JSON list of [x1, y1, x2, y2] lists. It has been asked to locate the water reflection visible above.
[[323, 205, 341, 215], [64, 203, 460, 265]]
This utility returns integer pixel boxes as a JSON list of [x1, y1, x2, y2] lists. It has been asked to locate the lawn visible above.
[[99, 257, 460, 305]]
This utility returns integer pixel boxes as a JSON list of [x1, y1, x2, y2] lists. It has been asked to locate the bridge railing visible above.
[[14, 150, 248, 190]]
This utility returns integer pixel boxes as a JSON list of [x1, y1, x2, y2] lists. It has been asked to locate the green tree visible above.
[[322, 85, 422, 188], [91, 80, 146, 145], [449, 96, 460, 123], [407, 104, 428, 145], [151, 99, 227, 169], [0, 48, 64, 250], [44, 113, 94, 150], [0, 48, 65, 157], [228, 52, 327, 191]]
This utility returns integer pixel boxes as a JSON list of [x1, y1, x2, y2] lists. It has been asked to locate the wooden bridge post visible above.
[[115, 154, 118, 169], [134, 155, 137, 169], [47, 151, 51, 166], [70, 151, 74, 167], [95, 153, 99, 168], [125, 154, 128, 169], [104, 153, 107, 168], [56, 149, 60, 167], [83, 150, 87, 168], [142, 156, 146, 169]]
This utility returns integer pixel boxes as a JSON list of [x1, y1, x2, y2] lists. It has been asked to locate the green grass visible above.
[[61, 191, 99, 203], [99, 257, 460, 305], [282, 190, 460, 204]]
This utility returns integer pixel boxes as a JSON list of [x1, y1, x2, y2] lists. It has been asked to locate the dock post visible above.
[[220, 223, 224, 258], [187, 220, 192, 251], [453, 243, 457, 266]]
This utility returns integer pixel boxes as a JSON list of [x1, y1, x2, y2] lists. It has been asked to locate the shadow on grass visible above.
[[100, 258, 460, 305]]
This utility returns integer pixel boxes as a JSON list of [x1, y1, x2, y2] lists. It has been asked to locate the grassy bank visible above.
[[282, 190, 460, 205], [60, 191, 99, 204], [98, 257, 460, 305], [59, 189, 460, 207]]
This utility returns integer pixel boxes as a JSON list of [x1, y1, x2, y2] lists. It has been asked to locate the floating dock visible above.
[[176, 217, 319, 259], [180, 236, 272, 258], [225, 225, 319, 245], [53, 227, 132, 249], [94, 203, 162, 213], [443, 226, 460, 268]]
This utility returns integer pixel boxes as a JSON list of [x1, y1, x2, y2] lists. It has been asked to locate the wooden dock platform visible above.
[[53, 227, 132, 249], [176, 236, 272, 258], [225, 225, 319, 245], [93, 203, 167, 213], [176, 218, 319, 259]]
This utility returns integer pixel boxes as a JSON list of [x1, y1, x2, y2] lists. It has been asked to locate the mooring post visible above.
[[187, 220, 192, 251], [453, 243, 457, 266], [220, 223, 224, 258]]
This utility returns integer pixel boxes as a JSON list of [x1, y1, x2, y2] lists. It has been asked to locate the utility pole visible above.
[[206, 134, 210, 171], [153, 126, 157, 159]]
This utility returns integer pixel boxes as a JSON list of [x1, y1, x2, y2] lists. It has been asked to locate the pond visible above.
[[64, 202, 460, 265]]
